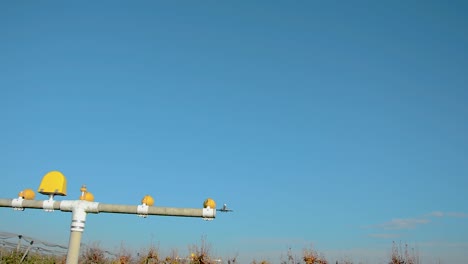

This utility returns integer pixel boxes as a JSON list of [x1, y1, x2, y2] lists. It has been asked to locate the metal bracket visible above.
[[12, 198, 24, 211], [137, 204, 149, 218], [202, 207, 215, 221], [43, 199, 55, 212]]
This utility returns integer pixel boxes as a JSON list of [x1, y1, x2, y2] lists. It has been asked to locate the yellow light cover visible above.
[[80, 192, 94, 202], [19, 189, 35, 200], [141, 195, 155, 206], [38, 171, 67, 196], [203, 198, 216, 209]]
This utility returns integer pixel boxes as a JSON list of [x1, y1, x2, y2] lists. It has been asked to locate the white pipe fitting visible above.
[[43, 199, 55, 212], [202, 207, 215, 220], [137, 204, 149, 218], [11, 198, 24, 211], [59, 200, 100, 232]]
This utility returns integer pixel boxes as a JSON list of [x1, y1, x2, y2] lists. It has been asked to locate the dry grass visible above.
[[0, 240, 427, 264], [389, 241, 420, 264], [0, 248, 65, 264]]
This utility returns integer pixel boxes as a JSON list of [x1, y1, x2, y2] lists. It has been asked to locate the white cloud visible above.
[[429, 211, 444, 217], [428, 211, 468, 218], [372, 210, 468, 231], [418, 241, 468, 248], [445, 212, 468, 218], [368, 233, 402, 239], [378, 218, 430, 230]]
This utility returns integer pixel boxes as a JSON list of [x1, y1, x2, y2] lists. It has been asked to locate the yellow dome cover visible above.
[[141, 195, 155, 206], [19, 189, 35, 200], [80, 192, 94, 202], [203, 198, 216, 209], [38, 171, 67, 196]]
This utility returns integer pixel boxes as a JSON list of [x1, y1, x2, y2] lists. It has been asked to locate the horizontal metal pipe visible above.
[[0, 199, 13, 207], [98, 203, 205, 217], [0, 199, 61, 210], [0, 199, 214, 218]]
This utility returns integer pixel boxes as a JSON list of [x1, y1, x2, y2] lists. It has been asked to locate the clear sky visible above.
[[1, 1, 467, 263]]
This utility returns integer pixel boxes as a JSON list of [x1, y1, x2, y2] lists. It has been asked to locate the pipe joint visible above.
[[71, 205, 87, 233], [137, 204, 149, 218], [64, 200, 99, 233], [202, 207, 215, 221], [43, 199, 55, 212], [12, 198, 24, 211]]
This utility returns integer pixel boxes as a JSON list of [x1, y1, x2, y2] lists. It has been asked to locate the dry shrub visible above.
[[163, 249, 180, 264], [81, 243, 107, 264], [137, 246, 160, 264], [389, 241, 420, 264], [226, 253, 238, 264], [188, 236, 212, 264], [251, 260, 270, 264], [116, 243, 133, 264], [303, 246, 327, 264]]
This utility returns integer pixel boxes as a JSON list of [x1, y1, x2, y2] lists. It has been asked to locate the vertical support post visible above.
[[19, 240, 34, 263], [16, 235, 22, 252], [66, 231, 83, 264], [66, 204, 87, 264]]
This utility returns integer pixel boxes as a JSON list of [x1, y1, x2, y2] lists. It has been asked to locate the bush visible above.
[[389, 241, 420, 264]]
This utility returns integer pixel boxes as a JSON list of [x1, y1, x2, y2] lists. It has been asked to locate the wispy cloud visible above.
[[368, 210, 468, 233], [237, 236, 313, 249], [372, 211, 468, 230], [368, 233, 402, 239], [429, 211, 468, 218], [448, 212, 468, 218], [418, 241, 468, 248], [429, 211, 444, 217], [378, 218, 430, 230]]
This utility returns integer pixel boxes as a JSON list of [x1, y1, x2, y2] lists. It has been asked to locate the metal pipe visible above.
[[0, 199, 62, 210], [98, 203, 207, 217], [65, 231, 82, 264], [1, 199, 214, 218], [19, 240, 34, 263], [16, 235, 22, 252], [0, 199, 13, 207]]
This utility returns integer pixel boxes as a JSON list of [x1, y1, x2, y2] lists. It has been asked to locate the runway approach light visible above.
[[202, 198, 217, 221], [79, 185, 94, 202], [38, 171, 67, 196], [141, 195, 155, 206], [138, 195, 155, 218], [203, 198, 216, 209], [12, 189, 36, 210], [18, 189, 35, 200], [2, 170, 219, 264]]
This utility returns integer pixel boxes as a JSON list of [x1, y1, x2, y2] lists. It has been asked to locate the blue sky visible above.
[[1, 1, 467, 263]]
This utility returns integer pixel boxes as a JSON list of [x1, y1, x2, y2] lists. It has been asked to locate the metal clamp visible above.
[[202, 207, 215, 221], [137, 204, 149, 218], [43, 199, 55, 212], [12, 198, 24, 211]]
